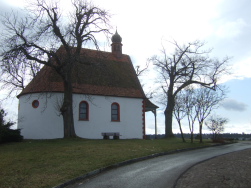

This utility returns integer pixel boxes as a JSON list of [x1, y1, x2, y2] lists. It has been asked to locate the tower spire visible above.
[[111, 30, 122, 58]]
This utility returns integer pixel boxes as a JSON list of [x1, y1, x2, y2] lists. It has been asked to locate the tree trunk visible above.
[[199, 122, 203, 143], [178, 120, 186, 142], [190, 131, 194, 143], [61, 77, 77, 138], [165, 94, 175, 138]]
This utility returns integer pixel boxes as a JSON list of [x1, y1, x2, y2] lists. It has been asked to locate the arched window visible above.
[[111, 102, 120, 121], [79, 101, 89, 121]]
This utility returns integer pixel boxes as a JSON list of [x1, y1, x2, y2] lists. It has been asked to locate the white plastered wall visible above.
[[18, 93, 144, 139], [18, 93, 64, 139], [74, 94, 144, 139]]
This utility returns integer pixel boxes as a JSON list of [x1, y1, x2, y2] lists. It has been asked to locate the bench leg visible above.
[[103, 135, 109, 140], [113, 135, 119, 140]]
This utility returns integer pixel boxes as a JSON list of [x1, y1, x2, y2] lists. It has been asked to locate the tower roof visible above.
[[111, 30, 122, 43]]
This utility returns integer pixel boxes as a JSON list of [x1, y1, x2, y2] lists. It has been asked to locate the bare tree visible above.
[[174, 86, 226, 143], [206, 115, 228, 141], [174, 90, 187, 142], [183, 88, 198, 143], [151, 40, 230, 137], [195, 86, 226, 143], [0, 0, 111, 138]]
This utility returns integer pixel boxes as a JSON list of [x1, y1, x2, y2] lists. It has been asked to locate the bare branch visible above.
[[135, 61, 150, 76]]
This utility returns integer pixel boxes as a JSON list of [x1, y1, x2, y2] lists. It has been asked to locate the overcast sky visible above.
[[1, 0, 251, 134]]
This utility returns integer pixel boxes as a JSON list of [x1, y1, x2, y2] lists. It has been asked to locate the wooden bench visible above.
[[101, 132, 120, 140]]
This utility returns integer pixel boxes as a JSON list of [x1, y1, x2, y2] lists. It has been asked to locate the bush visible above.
[[0, 108, 23, 144], [212, 138, 225, 143], [206, 115, 228, 141], [0, 127, 23, 143]]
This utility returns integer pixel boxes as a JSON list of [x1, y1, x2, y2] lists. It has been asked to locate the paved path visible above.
[[175, 147, 251, 188], [67, 141, 251, 188]]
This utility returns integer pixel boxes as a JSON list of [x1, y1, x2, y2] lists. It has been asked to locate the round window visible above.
[[32, 100, 39, 108]]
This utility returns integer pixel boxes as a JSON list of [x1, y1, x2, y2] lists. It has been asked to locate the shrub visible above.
[[0, 108, 23, 144], [206, 115, 228, 141], [212, 137, 225, 143]]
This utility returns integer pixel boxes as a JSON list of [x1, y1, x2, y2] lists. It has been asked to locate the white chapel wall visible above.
[[18, 93, 144, 139], [18, 93, 64, 139], [73, 94, 143, 139]]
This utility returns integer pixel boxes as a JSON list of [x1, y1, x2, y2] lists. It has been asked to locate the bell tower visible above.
[[111, 30, 123, 58]]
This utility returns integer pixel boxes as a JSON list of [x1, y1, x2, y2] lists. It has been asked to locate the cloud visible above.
[[221, 98, 248, 111], [233, 57, 251, 80], [215, 18, 248, 38], [2, 0, 24, 7]]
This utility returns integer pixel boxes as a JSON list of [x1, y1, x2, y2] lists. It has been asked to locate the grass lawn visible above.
[[0, 138, 213, 188]]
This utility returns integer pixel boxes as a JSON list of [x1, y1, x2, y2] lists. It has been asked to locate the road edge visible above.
[[53, 143, 232, 188]]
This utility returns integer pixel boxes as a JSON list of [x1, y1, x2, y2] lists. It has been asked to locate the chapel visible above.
[[17, 31, 158, 139]]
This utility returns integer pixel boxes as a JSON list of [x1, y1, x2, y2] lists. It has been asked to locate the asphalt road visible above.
[[67, 142, 251, 188]]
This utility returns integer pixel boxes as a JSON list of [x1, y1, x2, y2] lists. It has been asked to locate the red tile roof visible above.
[[17, 48, 146, 99]]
